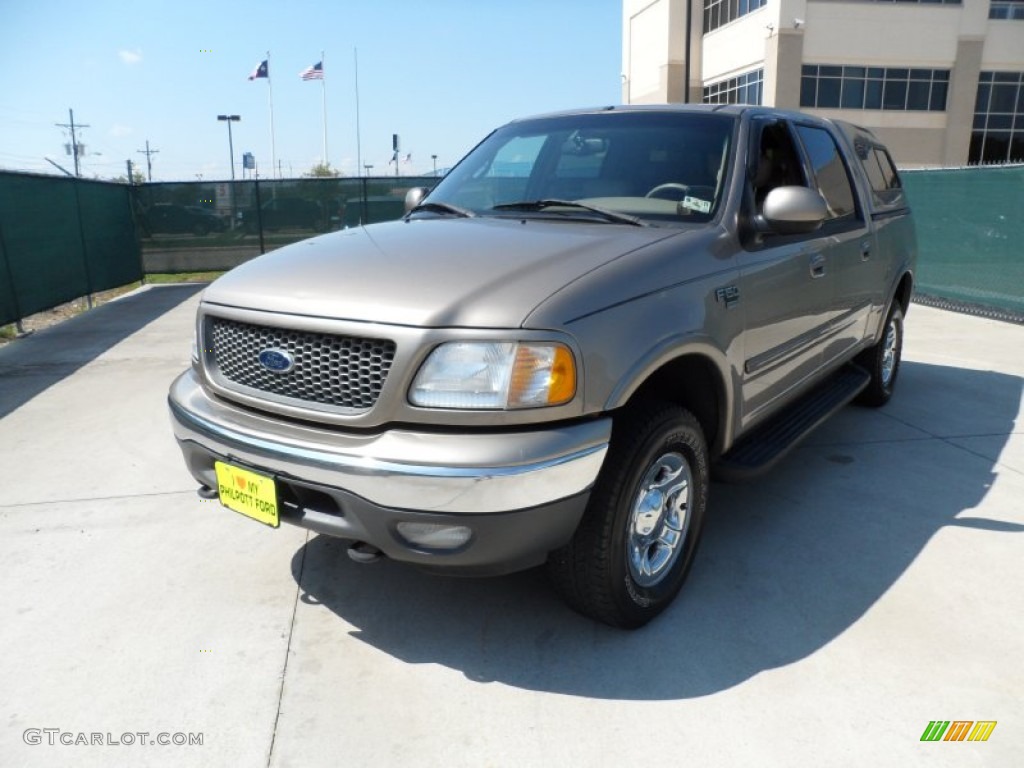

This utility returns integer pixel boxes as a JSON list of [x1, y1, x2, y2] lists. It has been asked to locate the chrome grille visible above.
[[209, 317, 396, 411]]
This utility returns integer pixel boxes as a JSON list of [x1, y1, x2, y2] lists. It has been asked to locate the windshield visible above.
[[424, 111, 736, 225]]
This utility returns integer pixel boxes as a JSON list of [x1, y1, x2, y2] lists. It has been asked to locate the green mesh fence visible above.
[[7, 167, 1019, 327], [902, 165, 1024, 318], [133, 177, 438, 273], [78, 180, 143, 293], [0, 172, 141, 326], [0, 225, 19, 325]]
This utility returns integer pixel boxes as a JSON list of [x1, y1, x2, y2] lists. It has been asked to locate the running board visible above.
[[714, 365, 870, 482]]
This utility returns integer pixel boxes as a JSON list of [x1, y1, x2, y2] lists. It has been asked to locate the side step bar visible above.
[[714, 364, 870, 482]]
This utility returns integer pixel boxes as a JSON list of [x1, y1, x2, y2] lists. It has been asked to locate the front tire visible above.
[[548, 402, 709, 629], [857, 303, 904, 407]]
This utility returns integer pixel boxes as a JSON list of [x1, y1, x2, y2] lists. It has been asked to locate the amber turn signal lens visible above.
[[547, 344, 576, 405], [507, 343, 576, 408]]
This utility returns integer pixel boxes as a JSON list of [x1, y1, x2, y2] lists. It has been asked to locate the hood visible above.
[[202, 218, 680, 328]]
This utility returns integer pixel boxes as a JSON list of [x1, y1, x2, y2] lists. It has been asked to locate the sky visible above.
[[0, 0, 623, 181]]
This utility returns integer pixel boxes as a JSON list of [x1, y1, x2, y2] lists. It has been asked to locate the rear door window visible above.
[[862, 146, 905, 208], [794, 125, 859, 220]]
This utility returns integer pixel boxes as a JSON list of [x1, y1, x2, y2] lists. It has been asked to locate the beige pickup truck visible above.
[[170, 105, 916, 627]]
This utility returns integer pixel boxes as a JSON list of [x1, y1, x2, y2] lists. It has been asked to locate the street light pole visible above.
[[218, 115, 241, 231], [217, 115, 241, 180], [431, 154, 437, 176]]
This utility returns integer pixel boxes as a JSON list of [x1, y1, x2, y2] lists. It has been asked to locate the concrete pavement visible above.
[[1, 286, 1021, 767]]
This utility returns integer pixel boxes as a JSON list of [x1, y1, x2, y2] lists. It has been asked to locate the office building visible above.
[[622, 0, 1024, 166]]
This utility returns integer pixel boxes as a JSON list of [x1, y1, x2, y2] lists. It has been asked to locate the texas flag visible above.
[[248, 59, 268, 80]]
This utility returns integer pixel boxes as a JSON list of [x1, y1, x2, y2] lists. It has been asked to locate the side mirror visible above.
[[404, 187, 429, 213], [761, 186, 827, 235]]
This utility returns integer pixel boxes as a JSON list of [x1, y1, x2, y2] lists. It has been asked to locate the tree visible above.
[[113, 169, 146, 185], [304, 162, 342, 178]]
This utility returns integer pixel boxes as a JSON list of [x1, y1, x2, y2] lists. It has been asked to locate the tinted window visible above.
[[795, 126, 857, 218], [841, 78, 865, 109], [907, 80, 931, 110], [554, 134, 609, 179], [854, 138, 904, 208], [817, 77, 841, 108], [427, 112, 736, 225], [488, 136, 545, 178]]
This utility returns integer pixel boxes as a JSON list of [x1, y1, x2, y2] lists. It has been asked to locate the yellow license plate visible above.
[[214, 461, 279, 528]]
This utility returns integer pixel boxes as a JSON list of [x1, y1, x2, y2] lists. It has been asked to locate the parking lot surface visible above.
[[1, 284, 1021, 767]]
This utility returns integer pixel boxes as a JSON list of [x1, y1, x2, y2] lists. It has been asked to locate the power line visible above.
[[55, 108, 89, 177], [137, 139, 159, 182]]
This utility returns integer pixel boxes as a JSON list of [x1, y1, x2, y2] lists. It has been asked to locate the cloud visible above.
[[110, 124, 133, 138], [118, 49, 142, 65]]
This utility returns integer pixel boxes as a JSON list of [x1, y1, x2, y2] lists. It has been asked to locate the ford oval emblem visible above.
[[258, 348, 294, 374]]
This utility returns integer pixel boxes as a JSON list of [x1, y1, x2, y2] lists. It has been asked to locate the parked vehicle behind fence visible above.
[[142, 203, 226, 237], [242, 196, 324, 233]]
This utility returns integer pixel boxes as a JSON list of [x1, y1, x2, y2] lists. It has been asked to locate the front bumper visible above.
[[169, 370, 610, 573]]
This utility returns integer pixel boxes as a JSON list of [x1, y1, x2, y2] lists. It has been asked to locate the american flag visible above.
[[300, 61, 324, 81]]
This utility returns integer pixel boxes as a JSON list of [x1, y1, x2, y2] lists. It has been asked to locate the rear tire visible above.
[[548, 402, 708, 629], [856, 303, 903, 407]]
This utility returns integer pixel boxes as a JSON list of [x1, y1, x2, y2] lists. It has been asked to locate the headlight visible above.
[[410, 342, 576, 409]]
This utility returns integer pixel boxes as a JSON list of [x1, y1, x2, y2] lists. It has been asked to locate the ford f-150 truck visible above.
[[169, 105, 916, 628]]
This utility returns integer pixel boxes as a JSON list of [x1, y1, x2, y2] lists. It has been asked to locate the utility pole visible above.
[[126, 159, 135, 184], [55, 108, 89, 177], [137, 140, 159, 182]]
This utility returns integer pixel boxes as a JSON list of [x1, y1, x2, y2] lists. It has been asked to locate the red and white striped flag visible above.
[[300, 61, 324, 81]]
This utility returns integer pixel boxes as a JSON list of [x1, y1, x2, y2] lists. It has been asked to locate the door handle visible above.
[[809, 253, 826, 278], [861, 239, 872, 262]]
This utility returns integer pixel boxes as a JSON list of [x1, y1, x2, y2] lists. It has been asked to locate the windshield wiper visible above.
[[491, 199, 646, 227], [406, 201, 476, 218]]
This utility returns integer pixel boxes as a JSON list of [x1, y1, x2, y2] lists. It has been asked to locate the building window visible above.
[[989, 1, 1024, 20], [800, 65, 949, 111], [703, 0, 767, 34], [703, 69, 763, 105], [970, 71, 1024, 164]]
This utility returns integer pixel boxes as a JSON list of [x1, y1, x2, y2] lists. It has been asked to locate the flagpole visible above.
[[321, 50, 328, 167], [354, 47, 362, 177], [267, 50, 277, 178]]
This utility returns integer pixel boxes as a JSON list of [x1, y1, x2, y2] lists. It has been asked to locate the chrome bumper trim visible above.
[[169, 371, 610, 514]]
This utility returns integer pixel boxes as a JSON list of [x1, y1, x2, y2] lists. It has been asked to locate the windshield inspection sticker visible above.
[[681, 196, 712, 214]]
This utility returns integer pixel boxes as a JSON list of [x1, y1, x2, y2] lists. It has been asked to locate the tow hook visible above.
[[197, 485, 218, 500], [347, 542, 383, 564]]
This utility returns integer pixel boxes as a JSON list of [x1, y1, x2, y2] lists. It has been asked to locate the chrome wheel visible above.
[[626, 451, 692, 588], [548, 402, 708, 628], [881, 316, 899, 387]]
